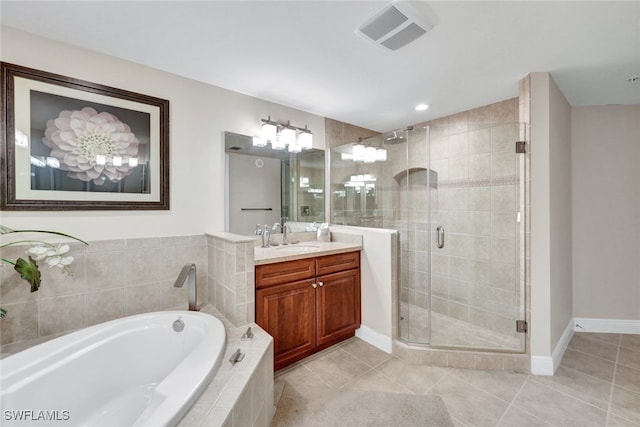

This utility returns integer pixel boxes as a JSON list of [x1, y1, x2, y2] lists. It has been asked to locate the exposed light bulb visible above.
[[352, 144, 365, 162], [364, 147, 377, 163], [298, 129, 313, 149], [252, 136, 268, 147], [261, 121, 278, 142]]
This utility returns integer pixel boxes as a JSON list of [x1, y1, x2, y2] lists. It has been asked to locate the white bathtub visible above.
[[0, 311, 226, 427]]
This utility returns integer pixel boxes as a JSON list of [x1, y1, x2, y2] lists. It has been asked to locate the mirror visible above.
[[224, 131, 325, 235]]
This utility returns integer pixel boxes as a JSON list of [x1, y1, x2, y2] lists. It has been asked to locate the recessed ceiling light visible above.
[[415, 103, 429, 111]]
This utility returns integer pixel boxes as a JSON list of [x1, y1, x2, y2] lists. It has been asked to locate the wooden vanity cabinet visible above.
[[255, 251, 361, 370]]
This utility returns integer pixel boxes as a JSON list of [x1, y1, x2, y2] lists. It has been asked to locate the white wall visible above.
[[530, 72, 573, 371], [0, 26, 325, 240], [572, 105, 640, 321], [548, 77, 573, 347], [331, 225, 396, 353]]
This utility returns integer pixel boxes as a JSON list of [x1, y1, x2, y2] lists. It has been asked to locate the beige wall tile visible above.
[[468, 107, 492, 132], [491, 151, 517, 177], [39, 294, 85, 336], [126, 247, 164, 285], [469, 153, 491, 179], [0, 301, 38, 344], [86, 288, 126, 326], [469, 187, 491, 211], [491, 185, 517, 211], [85, 250, 126, 291]]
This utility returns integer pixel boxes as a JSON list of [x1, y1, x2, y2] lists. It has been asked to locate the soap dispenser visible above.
[[261, 224, 271, 248]]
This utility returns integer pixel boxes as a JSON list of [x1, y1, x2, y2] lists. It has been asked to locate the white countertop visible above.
[[254, 241, 362, 265]]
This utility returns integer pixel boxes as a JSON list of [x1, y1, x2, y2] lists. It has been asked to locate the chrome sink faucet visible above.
[[273, 217, 292, 244], [174, 263, 199, 311]]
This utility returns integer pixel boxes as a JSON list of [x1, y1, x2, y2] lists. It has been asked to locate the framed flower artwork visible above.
[[0, 62, 170, 210]]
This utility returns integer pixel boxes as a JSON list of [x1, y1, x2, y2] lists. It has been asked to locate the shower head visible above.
[[384, 131, 406, 144]]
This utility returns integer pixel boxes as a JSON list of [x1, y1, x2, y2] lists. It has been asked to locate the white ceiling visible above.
[[1, 1, 639, 132]]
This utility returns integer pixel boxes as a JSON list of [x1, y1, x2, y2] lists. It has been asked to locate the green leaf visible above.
[[14, 256, 42, 292], [0, 307, 6, 318]]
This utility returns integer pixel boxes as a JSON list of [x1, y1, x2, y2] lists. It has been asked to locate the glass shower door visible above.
[[428, 122, 526, 352]]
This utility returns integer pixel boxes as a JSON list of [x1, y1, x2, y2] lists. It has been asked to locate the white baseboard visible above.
[[531, 318, 574, 376], [573, 318, 640, 334], [552, 319, 575, 370], [355, 325, 393, 354], [530, 356, 554, 376]]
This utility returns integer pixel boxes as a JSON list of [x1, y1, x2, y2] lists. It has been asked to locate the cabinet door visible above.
[[256, 279, 316, 370], [316, 269, 361, 347]]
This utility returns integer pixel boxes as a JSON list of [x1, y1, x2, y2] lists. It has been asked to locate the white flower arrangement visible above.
[[0, 226, 87, 318]]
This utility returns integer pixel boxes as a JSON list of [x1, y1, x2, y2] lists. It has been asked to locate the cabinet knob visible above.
[[312, 283, 317, 289], [318, 281, 324, 287]]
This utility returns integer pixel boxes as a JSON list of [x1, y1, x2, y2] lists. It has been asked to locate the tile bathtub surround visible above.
[[206, 232, 257, 327], [178, 305, 275, 427], [274, 333, 640, 427], [0, 234, 208, 349]]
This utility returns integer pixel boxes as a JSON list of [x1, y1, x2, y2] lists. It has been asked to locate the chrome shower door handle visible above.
[[436, 226, 445, 249]]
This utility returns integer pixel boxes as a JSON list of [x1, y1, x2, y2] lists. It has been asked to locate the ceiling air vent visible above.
[[356, 1, 436, 51]]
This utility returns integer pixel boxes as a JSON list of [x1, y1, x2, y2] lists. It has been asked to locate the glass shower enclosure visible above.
[[330, 122, 526, 352]]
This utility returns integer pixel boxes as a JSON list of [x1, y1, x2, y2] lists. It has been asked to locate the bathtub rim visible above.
[[0, 310, 226, 427]]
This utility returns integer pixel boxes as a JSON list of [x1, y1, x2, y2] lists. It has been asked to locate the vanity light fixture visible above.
[[352, 144, 366, 162], [364, 146, 377, 163], [287, 140, 302, 153], [112, 156, 122, 167], [271, 135, 287, 150], [280, 122, 297, 147], [128, 157, 139, 167], [257, 117, 313, 153], [260, 116, 278, 143], [45, 157, 60, 169], [298, 125, 313, 149], [252, 136, 268, 147], [343, 144, 386, 163]]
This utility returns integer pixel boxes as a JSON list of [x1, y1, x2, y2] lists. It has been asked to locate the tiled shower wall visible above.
[[329, 98, 524, 345], [414, 98, 523, 340], [0, 235, 208, 350]]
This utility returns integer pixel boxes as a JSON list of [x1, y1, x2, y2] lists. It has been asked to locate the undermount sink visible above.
[[272, 244, 321, 254]]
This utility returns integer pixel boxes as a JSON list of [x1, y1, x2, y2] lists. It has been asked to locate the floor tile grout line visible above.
[[605, 334, 622, 426], [336, 364, 379, 390], [358, 364, 417, 395], [494, 375, 560, 427], [546, 361, 616, 387], [567, 345, 619, 364], [527, 364, 614, 406], [493, 375, 528, 427], [338, 341, 394, 370], [443, 368, 523, 405], [371, 355, 447, 395], [450, 415, 471, 426], [526, 372, 611, 415]]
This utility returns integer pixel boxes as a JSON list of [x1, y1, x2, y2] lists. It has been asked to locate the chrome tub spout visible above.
[[174, 263, 199, 311]]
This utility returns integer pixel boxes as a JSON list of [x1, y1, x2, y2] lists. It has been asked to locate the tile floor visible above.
[[272, 332, 640, 427]]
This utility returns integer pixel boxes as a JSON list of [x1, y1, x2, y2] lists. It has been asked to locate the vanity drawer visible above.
[[256, 258, 316, 288], [316, 251, 360, 276]]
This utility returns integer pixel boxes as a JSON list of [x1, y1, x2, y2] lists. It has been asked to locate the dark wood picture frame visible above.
[[1, 62, 170, 210]]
